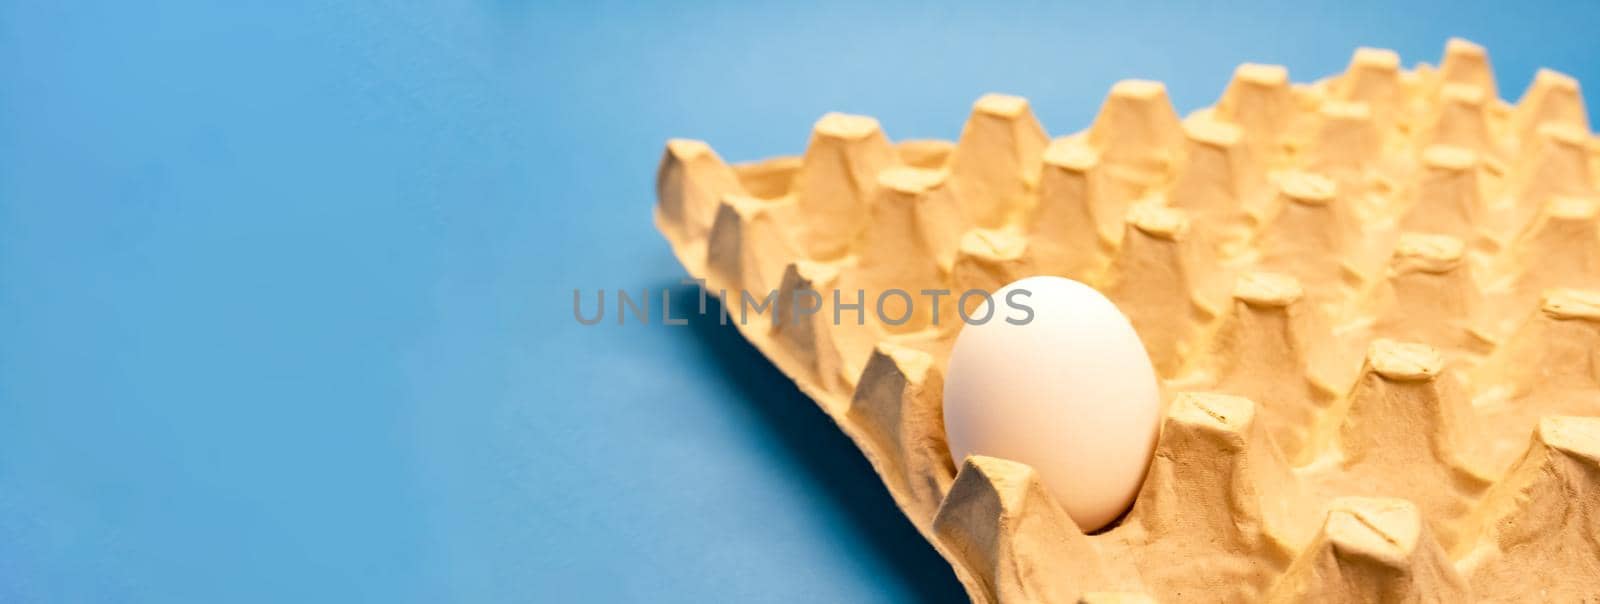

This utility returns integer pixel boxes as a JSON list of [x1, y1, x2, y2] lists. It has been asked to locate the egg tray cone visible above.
[[653, 40, 1600, 603]]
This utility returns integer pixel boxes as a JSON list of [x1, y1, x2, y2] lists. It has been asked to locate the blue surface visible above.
[[2, 1, 1597, 602]]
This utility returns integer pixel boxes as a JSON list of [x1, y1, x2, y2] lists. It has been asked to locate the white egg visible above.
[[943, 275, 1161, 532]]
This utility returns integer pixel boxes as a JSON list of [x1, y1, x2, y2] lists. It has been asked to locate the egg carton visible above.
[[653, 39, 1600, 602]]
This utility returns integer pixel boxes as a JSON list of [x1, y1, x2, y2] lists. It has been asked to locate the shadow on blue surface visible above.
[[675, 285, 967, 603]]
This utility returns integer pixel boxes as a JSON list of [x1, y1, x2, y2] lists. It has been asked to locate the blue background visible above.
[[3, 1, 1596, 602]]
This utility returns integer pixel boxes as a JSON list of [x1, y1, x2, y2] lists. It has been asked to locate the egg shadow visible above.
[[670, 283, 967, 603]]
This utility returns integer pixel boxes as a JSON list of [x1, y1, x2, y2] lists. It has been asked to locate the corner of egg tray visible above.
[[653, 39, 1600, 603]]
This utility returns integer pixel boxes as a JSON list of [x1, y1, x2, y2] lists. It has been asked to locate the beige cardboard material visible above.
[[654, 39, 1600, 602]]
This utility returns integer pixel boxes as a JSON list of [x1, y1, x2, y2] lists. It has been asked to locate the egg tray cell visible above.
[[652, 39, 1600, 603]]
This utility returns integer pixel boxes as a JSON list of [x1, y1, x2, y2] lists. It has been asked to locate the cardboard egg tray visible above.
[[653, 40, 1600, 602]]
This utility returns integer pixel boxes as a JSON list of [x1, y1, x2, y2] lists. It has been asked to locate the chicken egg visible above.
[[943, 276, 1161, 532]]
